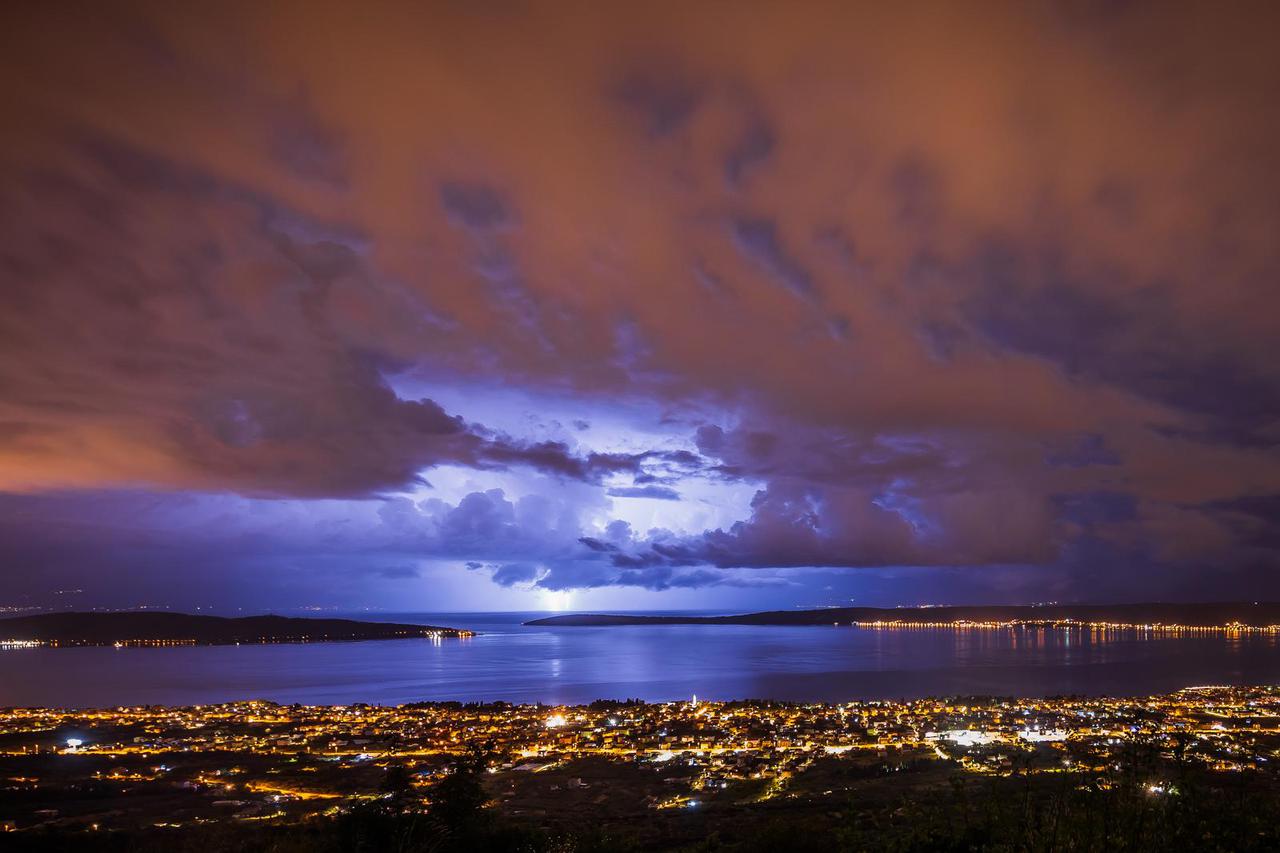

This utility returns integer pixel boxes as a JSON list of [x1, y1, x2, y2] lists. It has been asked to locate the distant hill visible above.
[[527, 602, 1280, 628], [0, 612, 471, 646]]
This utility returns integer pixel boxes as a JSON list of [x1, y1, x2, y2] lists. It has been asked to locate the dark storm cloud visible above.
[[606, 485, 681, 500], [603, 478, 1057, 572], [439, 182, 512, 232], [724, 115, 775, 188], [0, 132, 639, 498], [472, 442, 702, 485], [1045, 433, 1121, 469], [730, 217, 816, 300], [1, 1, 1279, 604], [489, 563, 542, 587], [613, 69, 703, 137], [1054, 492, 1139, 528], [964, 239, 1280, 443], [0, 486, 746, 603], [268, 92, 349, 189], [1203, 495, 1280, 551], [889, 156, 945, 230]]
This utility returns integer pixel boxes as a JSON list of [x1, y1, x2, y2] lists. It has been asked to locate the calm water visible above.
[[2, 611, 1279, 708]]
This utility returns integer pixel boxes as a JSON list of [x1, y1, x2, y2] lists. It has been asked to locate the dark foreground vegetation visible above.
[[7, 751, 1279, 853]]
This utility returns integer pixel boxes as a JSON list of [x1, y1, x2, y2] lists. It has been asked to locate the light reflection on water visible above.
[[0, 612, 1277, 708]]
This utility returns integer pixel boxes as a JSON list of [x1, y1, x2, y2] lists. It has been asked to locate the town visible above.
[[2, 685, 1278, 841]]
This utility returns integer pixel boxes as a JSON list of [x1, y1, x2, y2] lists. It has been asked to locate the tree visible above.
[[427, 745, 493, 839], [380, 763, 420, 812]]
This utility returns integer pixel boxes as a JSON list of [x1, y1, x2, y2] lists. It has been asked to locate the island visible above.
[[0, 612, 472, 647], [526, 601, 1280, 631]]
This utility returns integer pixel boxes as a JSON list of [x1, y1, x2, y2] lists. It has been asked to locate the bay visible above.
[[2, 611, 1279, 707]]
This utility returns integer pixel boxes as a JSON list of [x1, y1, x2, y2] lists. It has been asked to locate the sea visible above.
[[2, 611, 1279, 708]]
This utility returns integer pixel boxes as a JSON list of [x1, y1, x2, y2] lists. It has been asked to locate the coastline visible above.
[[0, 612, 474, 648]]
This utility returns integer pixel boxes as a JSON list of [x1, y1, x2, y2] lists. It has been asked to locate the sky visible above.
[[1, 1, 1279, 613]]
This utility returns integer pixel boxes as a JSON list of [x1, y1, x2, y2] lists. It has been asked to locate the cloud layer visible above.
[[1, 1, 1278, 607]]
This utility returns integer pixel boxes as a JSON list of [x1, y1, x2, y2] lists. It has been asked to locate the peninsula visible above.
[[526, 602, 1280, 630], [0, 612, 472, 647]]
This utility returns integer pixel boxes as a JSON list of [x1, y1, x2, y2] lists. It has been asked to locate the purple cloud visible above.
[[1, 2, 1279, 609]]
